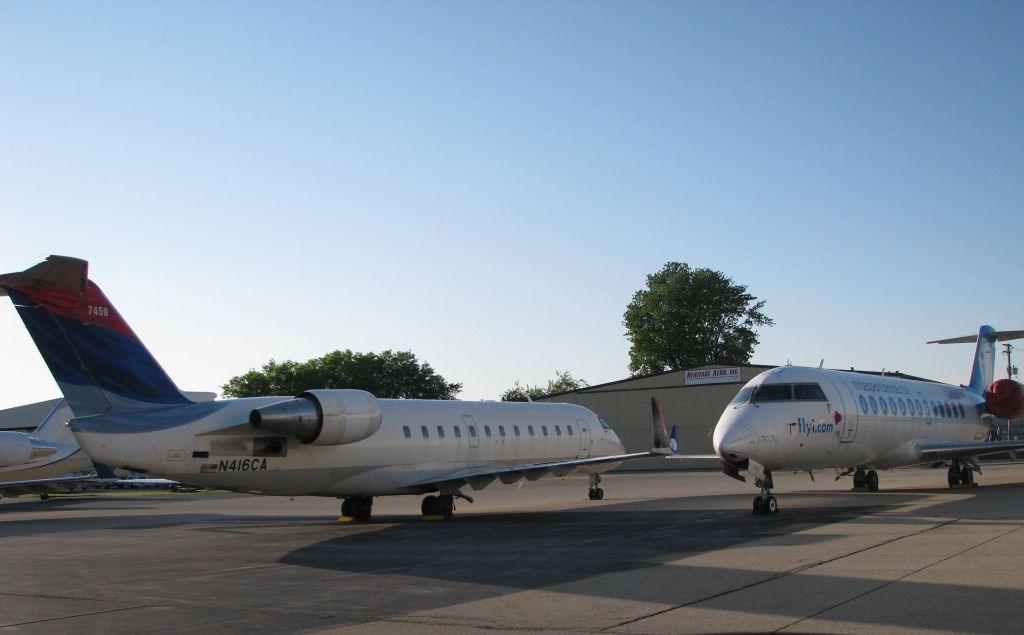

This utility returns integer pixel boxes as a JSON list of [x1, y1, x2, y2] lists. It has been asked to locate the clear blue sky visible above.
[[2, 2, 1022, 410]]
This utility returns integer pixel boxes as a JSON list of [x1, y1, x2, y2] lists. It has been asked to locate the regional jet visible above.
[[0, 256, 670, 520], [712, 326, 1024, 514]]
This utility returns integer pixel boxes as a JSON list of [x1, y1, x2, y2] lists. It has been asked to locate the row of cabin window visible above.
[[857, 394, 966, 419], [401, 423, 576, 440]]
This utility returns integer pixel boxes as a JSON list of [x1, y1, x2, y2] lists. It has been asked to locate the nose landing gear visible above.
[[752, 472, 778, 515], [588, 474, 604, 500]]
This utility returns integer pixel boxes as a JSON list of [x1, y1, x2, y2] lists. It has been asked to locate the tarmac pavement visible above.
[[2, 466, 1022, 634]]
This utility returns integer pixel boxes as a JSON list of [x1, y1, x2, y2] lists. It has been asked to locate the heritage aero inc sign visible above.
[[684, 367, 742, 385]]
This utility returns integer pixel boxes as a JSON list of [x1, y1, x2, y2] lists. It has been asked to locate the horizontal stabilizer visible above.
[[929, 330, 1024, 344]]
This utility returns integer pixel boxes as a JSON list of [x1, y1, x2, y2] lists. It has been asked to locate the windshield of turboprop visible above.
[[733, 383, 828, 404]]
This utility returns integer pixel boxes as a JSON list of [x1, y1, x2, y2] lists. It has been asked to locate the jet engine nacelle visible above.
[[984, 379, 1024, 419], [0, 432, 58, 467], [248, 389, 383, 446]]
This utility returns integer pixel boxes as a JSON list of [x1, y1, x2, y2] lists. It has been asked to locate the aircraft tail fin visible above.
[[928, 326, 1024, 395], [1, 256, 193, 416], [650, 397, 672, 454]]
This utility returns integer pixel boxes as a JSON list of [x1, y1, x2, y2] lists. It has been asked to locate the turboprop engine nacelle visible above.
[[984, 379, 1024, 419], [248, 389, 383, 446], [0, 432, 58, 467]]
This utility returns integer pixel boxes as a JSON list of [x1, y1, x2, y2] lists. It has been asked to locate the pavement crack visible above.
[[774, 522, 1024, 633], [2, 603, 158, 628], [601, 516, 962, 632]]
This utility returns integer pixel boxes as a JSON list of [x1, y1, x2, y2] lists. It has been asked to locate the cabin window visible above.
[[454, 426, 462, 438], [869, 396, 878, 414], [513, 425, 521, 437], [542, 425, 549, 436], [730, 386, 756, 405], [469, 425, 478, 438], [858, 395, 869, 414], [567, 425, 574, 436], [944, 403, 953, 418], [880, 398, 889, 415], [888, 398, 897, 416], [528, 425, 535, 436], [958, 403, 966, 418], [753, 384, 792, 402], [421, 425, 429, 438], [437, 425, 445, 438], [403, 426, 412, 439], [793, 384, 827, 401], [915, 399, 923, 415], [498, 425, 506, 437], [484, 425, 492, 438], [898, 398, 906, 416]]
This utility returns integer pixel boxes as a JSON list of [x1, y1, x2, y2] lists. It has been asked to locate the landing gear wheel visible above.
[[40, 492, 50, 501], [588, 487, 604, 500], [341, 498, 353, 517], [947, 463, 962, 488], [852, 469, 866, 488], [753, 496, 764, 514], [766, 496, 778, 514], [350, 496, 373, 522], [440, 495, 455, 520], [752, 470, 777, 515], [421, 495, 440, 516], [960, 466, 974, 485], [865, 470, 879, 492]]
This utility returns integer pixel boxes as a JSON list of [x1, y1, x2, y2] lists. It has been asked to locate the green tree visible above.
[[501, 370, 588, 401], [222, 350, 462, 399], [623, 262, 773, 375]]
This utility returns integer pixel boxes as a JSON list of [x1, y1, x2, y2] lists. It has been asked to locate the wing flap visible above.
[[916, 439, 1024, 461]]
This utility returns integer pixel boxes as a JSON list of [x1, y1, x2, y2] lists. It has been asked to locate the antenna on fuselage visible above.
[[818, 359, 824, 369]]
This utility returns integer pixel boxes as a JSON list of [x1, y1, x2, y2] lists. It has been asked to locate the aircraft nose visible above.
[[713, 418, 755, 463]]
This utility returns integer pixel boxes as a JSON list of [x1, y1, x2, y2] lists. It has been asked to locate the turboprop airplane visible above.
[[0, 256, 671, 520], [712, 326, 1024, 514]]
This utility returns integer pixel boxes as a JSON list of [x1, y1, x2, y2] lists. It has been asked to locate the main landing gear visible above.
[[340, 496, 374, 522], [752, 472, 778, 515], [947, 459, 975, 487], [421, 494, 456, 519], [588, 474, 604, 500], [852, 468, 880, 491]]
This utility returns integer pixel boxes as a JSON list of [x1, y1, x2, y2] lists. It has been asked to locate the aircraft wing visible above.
[[0, 473, 99, 498], [916, 439, 1024, 461], [407, 451, 663, 491]]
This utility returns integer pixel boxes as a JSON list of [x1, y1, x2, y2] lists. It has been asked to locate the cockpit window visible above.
[[752, 384, 793, 402], [793, 383, 827, 401], [730, 387, 756, 405], [598, 418, 611, 430]]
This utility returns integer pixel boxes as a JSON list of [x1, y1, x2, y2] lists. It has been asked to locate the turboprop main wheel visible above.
[[341, 498, 353, 517], [351, 496, 373, 522], [589, 487, 604, 500], [766, 496, 778, 514], [960, 466, 974, 485], [865, 470, 879, 492]]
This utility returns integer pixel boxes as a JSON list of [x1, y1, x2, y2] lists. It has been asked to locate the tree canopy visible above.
[[623, 262, 773, 375], [221, 349, 462, 399], [500, 370, 588, 401]]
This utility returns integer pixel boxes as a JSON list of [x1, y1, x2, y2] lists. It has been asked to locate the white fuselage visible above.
[[714, 367, 989, 471], [71, 398, 625, 497]]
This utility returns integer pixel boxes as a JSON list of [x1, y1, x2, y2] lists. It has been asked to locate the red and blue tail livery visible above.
[[0, 256, 192, 415]]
